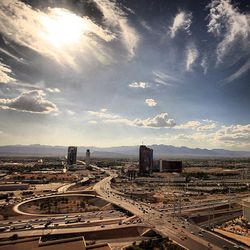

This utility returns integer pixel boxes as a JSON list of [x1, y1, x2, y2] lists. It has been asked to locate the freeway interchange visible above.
[[0, 163, 246, 250], [93, 167, 245, 250]]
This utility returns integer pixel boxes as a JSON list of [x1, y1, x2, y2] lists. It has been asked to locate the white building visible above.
[[242, 197, 250, 221]]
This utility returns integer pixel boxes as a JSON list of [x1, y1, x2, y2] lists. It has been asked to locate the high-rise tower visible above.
[[139, 145, 153, 175], [67, 146, 77, 166], [85, 149, 90, 167]]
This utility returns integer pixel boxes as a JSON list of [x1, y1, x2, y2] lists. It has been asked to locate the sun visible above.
[[39, 8, 88, 47]]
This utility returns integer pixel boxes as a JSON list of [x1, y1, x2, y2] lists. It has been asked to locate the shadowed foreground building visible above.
[[67, 146, 77, 166], [139, 145, 153, 176]]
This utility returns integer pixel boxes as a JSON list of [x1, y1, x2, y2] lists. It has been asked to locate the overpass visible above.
[[92, 165, 243, 250]]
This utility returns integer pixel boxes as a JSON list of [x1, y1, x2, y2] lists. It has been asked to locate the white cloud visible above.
[[0, 62, 16, 84], [0, 90, 57, 114], [88, 120, 97, 124], [100, 108, 108, 112], [197, 123, 217, 132], [134, 113, 176, 128], [46, 88, 61, 93], [176, 120, 202, 130], [128, 81, 148, 89], [88, 110, 176, 128], [174, 122, 250, 148], [93, 0, 139, 59], [214, 124, 250, 144], [88, 110, 120, 120], [186, 45, 199, 71], [0, 1, 116, 69], [66, 110, 75, 116], [169, 11, 192, 38], [208, 0, 250, 63], [145, 98, 157, 107], [174, 133, 210, 141], [176, 120, 217, 131]]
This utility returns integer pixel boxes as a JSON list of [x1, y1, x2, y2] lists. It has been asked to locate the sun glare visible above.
[[40, 8, 88, 47]]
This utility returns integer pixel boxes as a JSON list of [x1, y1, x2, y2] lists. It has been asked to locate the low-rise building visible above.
[[154, 160, 182, 173]]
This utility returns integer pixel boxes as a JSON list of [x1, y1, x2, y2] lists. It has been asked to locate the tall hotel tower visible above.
[[67, 146, 77, 166], [139, 145, 153, 176], [85, 149, 90, 167]]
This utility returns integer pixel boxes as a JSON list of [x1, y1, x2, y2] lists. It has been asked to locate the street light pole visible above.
[[173, 193, 176, 217], [228, 186, 231, 210], [179, 196, 182, 216]]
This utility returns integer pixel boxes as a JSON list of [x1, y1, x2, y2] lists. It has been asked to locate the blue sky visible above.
[[0, 0, 250, 150]]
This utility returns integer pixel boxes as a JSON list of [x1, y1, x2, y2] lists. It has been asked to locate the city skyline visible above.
[[0, 0, 250, 150]]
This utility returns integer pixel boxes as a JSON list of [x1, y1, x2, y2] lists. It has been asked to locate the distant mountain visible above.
[[0, 144, 249, 158], [93, 144, 250, 158]]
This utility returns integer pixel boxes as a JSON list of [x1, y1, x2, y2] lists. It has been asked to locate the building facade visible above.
[[139, 145, 153, 175], [159, 160, 182, 173], [67, 146, 77, 166]]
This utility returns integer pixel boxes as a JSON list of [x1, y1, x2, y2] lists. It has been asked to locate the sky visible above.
[[0, 0, 250, 150]]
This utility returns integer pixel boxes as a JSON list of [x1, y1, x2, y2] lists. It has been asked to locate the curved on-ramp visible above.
[[13, 193, 103, 217]]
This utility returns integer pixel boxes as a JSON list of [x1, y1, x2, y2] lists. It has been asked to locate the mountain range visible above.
[[0, 144, 249, 158]]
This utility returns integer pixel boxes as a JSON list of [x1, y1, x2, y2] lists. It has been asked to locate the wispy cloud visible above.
[[140, 20, 152, 32], [88, 110, 121, 120], [0, 48, 26, 64], [186, 45, 199, 71], [145, 98, 157, 107], [201, 57, 208, 74], [66, 110, 75, 116], [153, 71, 178, 86], [93, 0, 140, 59], [225, 58, 250, 83], [128, 81, 148, 89], [46, 88, 61, 93], [0, 62, 16, 84], [0, 90, 58, 114], [207, 0, 250, 64], [169, 11, 192, 38]]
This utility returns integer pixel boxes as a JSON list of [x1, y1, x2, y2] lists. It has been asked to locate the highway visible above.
[[57, 176, 89, 193], [0, 222, 145, 239], [93, 169, 245, 250], [4, 163, 245, 250], [0, 210, 126, 228]]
